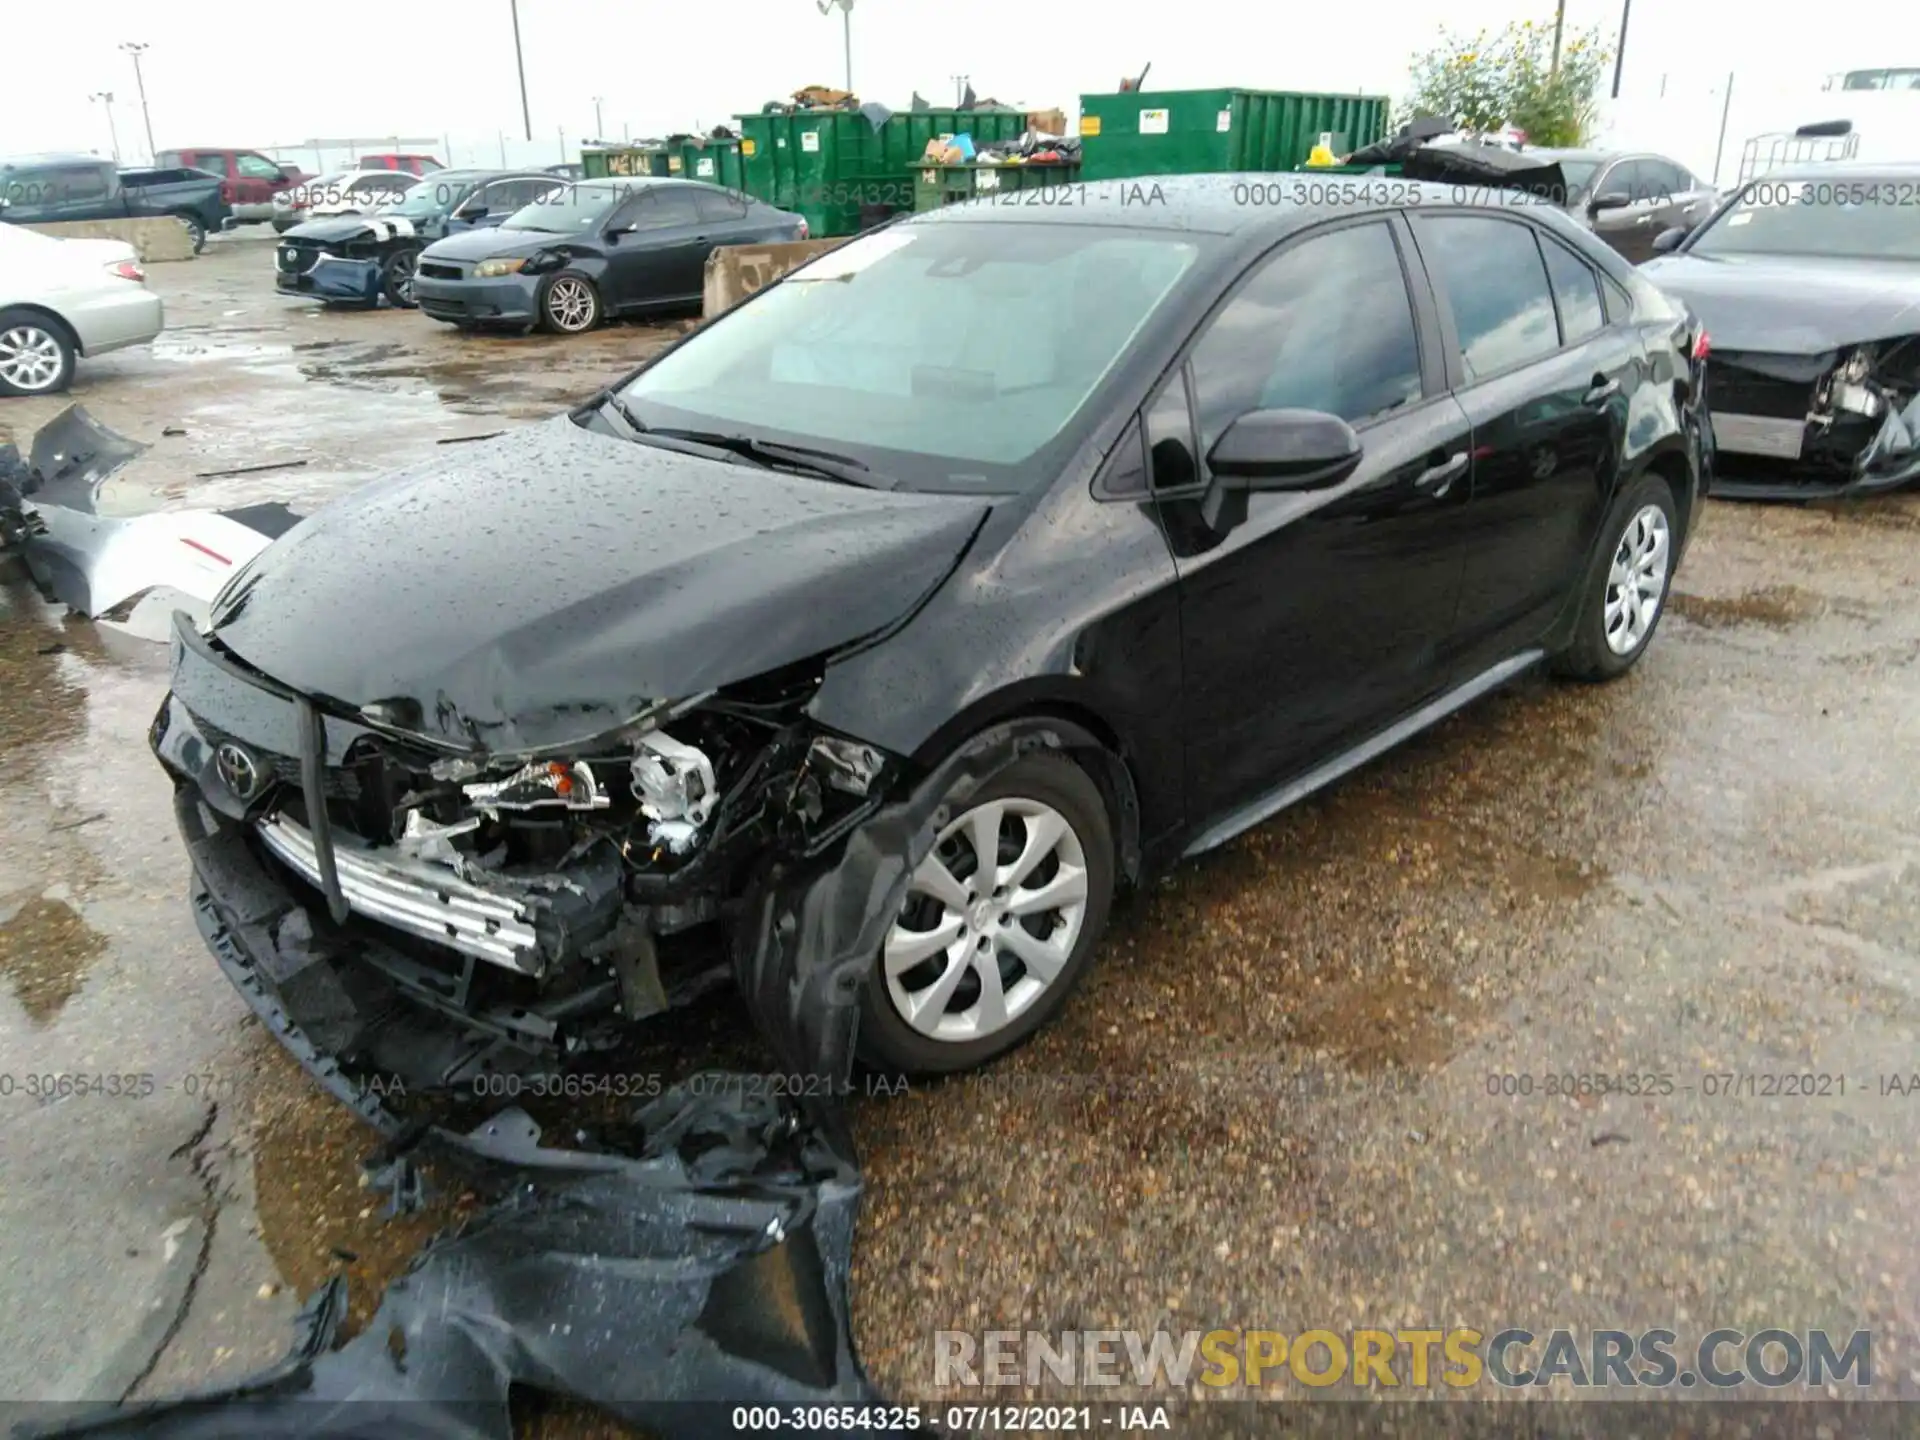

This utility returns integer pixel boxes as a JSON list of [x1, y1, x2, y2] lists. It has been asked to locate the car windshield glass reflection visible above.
[[619, 222, 1203, 489], [1691, 181, 1920, 261], [503, 182, 625, 233]]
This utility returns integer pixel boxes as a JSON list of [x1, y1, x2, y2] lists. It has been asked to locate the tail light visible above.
[[220, 181, 234, 203], [1692, 330, 1711, 361], [796, 218, 810, 240], [105, 260, 145, 283]]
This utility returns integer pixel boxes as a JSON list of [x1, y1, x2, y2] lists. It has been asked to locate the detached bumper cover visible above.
[[276, 254, 381, 304]]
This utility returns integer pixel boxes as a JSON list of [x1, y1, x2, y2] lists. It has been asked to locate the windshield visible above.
[[618, 221, 1203, 490], [502, 182, 624, 233], [1689, 179, 1920, 261]]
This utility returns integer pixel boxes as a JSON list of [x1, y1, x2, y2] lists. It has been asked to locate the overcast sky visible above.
[[13, 0, 1899, 169]]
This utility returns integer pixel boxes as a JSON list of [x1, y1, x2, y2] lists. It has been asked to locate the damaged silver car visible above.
[[1641, 159, 1920, 499]]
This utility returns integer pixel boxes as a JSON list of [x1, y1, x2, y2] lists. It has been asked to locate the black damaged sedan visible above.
[[411, 176, 806, 334], [153, 177, 1709, 1106]]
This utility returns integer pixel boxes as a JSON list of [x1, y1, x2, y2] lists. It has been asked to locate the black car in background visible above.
[[1527, 148, 1720, 263], [1642, 160, 1920, 498], [411, 178, 806, 333], [275, 170, 564, 308], [154, 176, 1708, 1107]]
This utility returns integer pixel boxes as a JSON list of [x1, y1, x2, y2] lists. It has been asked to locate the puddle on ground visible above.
[[1671, 583, 1822, 630], [0, 892, 106, 1026], [0, 595, 111, 758]]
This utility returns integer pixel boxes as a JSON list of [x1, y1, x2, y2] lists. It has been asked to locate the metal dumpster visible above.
[[736, 108, 1031, 236], [1076, 88, 1390, 181], [580, 146, 672, 180], [912, 162, 1082, 211], [676, 137, 745, 190]]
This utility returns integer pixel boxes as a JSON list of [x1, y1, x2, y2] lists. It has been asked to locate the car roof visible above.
[[910, 172, 1592, 237], [1526, 148, 1615, 162], [1755, 158, 1920, 181]]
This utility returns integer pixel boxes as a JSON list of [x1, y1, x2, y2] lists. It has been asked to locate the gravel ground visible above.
[[1, 234, 1915, 1431]]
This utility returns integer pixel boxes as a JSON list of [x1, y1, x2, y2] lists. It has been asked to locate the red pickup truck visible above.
[[354, 154, 444, 176], [156, 148, 312, 224]]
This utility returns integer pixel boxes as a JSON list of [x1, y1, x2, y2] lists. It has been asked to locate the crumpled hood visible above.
[[420, 223, 578, 263], [206, 418, 988, 753], [1640, 253, 1920, 353], [284, 215, 414, 244]]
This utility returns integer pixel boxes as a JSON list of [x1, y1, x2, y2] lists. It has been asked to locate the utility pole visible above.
[[509, 0, 532, 140], [90, 92, 120, 161], [1611, 0, 1631, 99], [119, 43, 155, 160], [592, 97, 604, 139], [951, 75, 970, 107], [1550, 0, 1566, 74], [817, 0, 854, 93]]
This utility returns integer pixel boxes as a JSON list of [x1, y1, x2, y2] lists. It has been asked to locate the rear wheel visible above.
[[1551, 473, 1679, 681], [173, 213, 207, 254], [539, 273, 601, 335], [0, 309, 77, 396], [381, 248, 420, 308], [858, 752, 1116, 1075]]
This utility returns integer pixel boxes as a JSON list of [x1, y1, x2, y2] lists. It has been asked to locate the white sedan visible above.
[[0, 223, 164, 396], [271, 169, 422, 232]]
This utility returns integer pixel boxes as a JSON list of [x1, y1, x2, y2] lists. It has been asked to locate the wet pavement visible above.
[[1, 236, 1917, 1422]]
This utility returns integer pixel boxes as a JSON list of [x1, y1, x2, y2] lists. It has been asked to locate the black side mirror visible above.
[[1650, 225, 1689, 254], [1207, 409, 1363, 491], [605, 224, 633, 240], [1588, 191, 1631, 214]]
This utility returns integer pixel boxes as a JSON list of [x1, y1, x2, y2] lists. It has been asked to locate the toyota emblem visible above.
[[215, 741, 262, 800]]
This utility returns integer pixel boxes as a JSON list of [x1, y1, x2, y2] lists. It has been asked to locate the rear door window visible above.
[[1416, 214, 1560, 380], [693, 186, 750, 223], [1539, 233, 1607, 343], [238, 153, 284, 180]]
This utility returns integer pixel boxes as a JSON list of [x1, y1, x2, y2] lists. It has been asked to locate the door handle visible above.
[[1414, 452, 1468, 496], [1584, 376, 1621, 405], [1634, 213, 1655, 224]]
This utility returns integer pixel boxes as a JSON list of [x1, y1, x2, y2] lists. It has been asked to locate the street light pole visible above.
[[592, 97, 604, 139], [1550, 0, 1566, 74], [509, 0, 532, 141], [90, 92, 121, 161], [119, 43, 155, 160], [817, 0, 854, 94], [1611, 0, 1632, 99]]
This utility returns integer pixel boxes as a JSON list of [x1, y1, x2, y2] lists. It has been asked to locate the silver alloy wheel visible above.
[[1604, 503, 1671, 655], [883, 796, 1090, 1043], [0, 325, 66, 392], [390, 251, 417, 303], [545, 277, 595, 332]]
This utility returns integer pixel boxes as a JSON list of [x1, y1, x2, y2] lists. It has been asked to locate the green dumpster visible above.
[[580, 146, 671, 180], [912, 162, 1082, 211], [737, 108, 1032, 236], [676, 138, 745, 190], [1076, 89, 1389, 181]]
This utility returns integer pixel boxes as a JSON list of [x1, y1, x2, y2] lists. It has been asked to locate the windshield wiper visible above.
[[581, 387, 647, 439], [642, 428, 881, 488]]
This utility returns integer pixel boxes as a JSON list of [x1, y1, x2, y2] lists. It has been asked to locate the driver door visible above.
[[1153, 214, 1475, 828]]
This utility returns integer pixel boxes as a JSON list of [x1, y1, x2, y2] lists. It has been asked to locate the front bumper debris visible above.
[[44, 723, 1077, 1434], [1, 406, 301, 640], [17, 1080, 877, 1439], [275, 253, 382, 304]]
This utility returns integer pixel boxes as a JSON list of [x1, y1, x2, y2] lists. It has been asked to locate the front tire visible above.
[[538, 272, 602, 335], [0, 309, 78, 396], [1551, 473, 1678, 681], [381, 248, 420, 308], [858, 752, 1116, 1075]]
